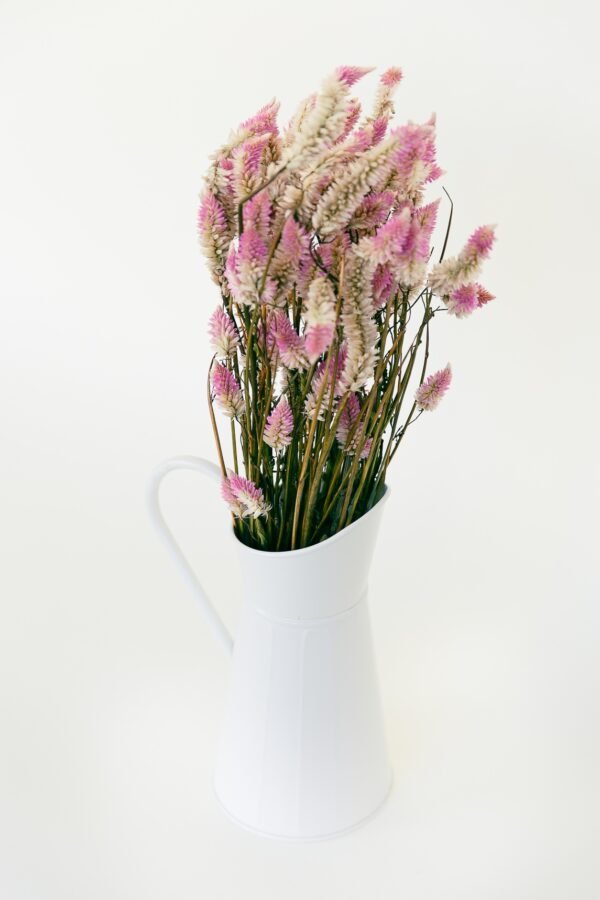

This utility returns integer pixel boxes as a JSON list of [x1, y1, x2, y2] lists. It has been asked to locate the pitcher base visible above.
[[212, 773, 393, 842]]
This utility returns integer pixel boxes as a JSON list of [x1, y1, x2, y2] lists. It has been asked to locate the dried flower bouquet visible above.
[[198, 66, 496, 550]]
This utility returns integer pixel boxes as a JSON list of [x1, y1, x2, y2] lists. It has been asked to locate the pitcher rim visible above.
[[230, 484, 390, 559]]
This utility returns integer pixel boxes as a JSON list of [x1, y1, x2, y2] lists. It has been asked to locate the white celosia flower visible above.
[[340, 247, 379, 391], [283, 75, 351, 173], [428, 258, 473, 297], [312, 135, 399, 237], [282, 94, 317, 150], [304, 275, 337, 362], [304, 276, 337, 328]]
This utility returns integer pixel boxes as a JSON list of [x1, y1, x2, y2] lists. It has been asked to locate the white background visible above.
[[1, 0, 599, 897]]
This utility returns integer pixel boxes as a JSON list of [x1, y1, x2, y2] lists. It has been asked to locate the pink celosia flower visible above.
[[226, 227, 276, 306], [475, 284, 495, 306], [270, 311, 307, 369], [220, 476, 243, 517], [393, 208, 437, 287], [415, 364, 452, 411], [372, 263, 395, 309], [270, 217, 312, 303], [196, 67, 497, 546], [304, 276, 337, 362], [365, 206, 412, 266], [264, 397, 294, 451], [211, 363, 244, 418], [232, 134, 271, 202], [240, 99, 280, 137], [392, 118, 441, 198], [197, 191, 231, 285], [336, 393, 373, 458], [370, 117, 389, 145], [335, 65, 374, 87], [445, 283, 479, 317], [221, 472, 270, 518], [413, 199, 440, 241], [345, 124, 376, 155], [305, 323, 335, 362], [371, 68, 403, 124], [208, 307, 239, 359], [349, 190, 395, 233], [429, 224, 497, 296], [335, 97, 362, 145], [381, 67, 403, 88], [242, 192, 272, 240], [465, 225, 496, 261]]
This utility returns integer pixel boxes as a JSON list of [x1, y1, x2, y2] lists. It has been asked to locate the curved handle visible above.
[[147, 456, 233, 655]]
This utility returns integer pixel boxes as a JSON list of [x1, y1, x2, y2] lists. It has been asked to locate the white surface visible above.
[[1, 0, 599, 897]]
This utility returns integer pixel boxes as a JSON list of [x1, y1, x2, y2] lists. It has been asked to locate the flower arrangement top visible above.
[[198, 65, 496, 551]]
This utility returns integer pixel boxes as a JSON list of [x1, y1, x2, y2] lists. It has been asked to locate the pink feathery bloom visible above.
[[392, 119, 441, 196], [371, 68, 403, 123], [475, 284, 495, 307], [381, 67, 403, 88], [226, 227, 275, 305], [336, 393, 373, 459], [345, 124, 376, 155], [221, 472, 270, 519], [220, 476, 244, 517], [211, 363, 244, 418], [370, 117, 388, 145], [270, 217, 312, 303], [429, 224, 496, 296], [392, 210, 436, 287], [242, 192, 272, 239], [305, 323, 335, 362], [415, 364, 452, 411], [197, 191, 231, 285], [413, 199, 440, 241], [276, 216, 310, 266], [372, 263, 395, 309], [346, 116, 388, 153], [335, 65, 374, 87], [386, 201, 439, 288], [366, 206, 412, 266], [446, 283, 479, 317], [238, 226, 267, 266], [263, 397, 294, 451], [350, 190, 395, 232], [304, 276, 337, 362], [335, 97, 362, 144], [464, 225, 496, 261], [208, 306, 239, 359], [240, 99, 280, 137], [316, 232, 351, 274], [270, 311, 307, 369], [232, 134, 271, 202]]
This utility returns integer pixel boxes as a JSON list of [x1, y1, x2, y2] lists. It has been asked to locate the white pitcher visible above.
[[148, 456, 392, 840]]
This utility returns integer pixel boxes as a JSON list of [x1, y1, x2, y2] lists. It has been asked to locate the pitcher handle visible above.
[[147, 456, 234, 655]]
